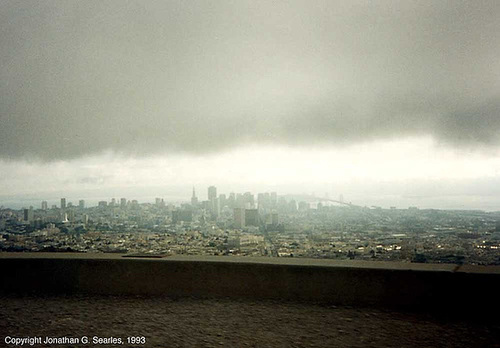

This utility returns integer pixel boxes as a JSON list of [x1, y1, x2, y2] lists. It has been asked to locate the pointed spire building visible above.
[[191, 186, 198, 207]]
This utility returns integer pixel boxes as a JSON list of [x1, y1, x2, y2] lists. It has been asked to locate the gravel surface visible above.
[[0, 295, 498, 348]]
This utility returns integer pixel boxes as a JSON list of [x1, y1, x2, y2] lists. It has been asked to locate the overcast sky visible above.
[[1, 1, 499, 209]]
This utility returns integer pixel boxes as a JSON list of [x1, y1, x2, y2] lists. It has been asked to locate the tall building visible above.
[[234, 208, 245, 228], [79, 200, 85, 209], [245, 209, 259, 227], [23, 207, 34, 222], [208, 186, 217, 201], [191, 187, 198, 206], [219, 194, 226, 209], [265, 212, 279, 229], [271, 192, 277, 206], [120, 198, 127, 208], [213, 197, 220, 218], [243, 192, 254, 208], [258, 192, 272, 212], [67, 210, 75, 222], [258, 193, 265, 208], [60, 198, 66, 210], [228, 193, 236, 207], [236, 193, 244, 208], [208, 186, 217, 216], [41, 201, 48, 211]]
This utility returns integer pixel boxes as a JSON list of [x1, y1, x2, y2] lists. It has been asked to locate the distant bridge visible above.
[[314, 197, 357, 207], [286, 194, 359, 208]]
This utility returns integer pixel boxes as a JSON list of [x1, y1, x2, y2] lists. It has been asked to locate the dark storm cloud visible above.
[[0, 0, 499, 160]]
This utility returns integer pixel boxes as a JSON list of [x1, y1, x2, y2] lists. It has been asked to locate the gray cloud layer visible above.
[[1, 0, 499, 160]]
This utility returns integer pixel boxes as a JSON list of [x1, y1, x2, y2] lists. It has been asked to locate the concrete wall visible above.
[[1, 254, 498, 317]]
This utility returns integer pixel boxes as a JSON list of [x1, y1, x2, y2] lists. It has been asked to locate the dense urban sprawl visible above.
[[1, 187, 499, 265]]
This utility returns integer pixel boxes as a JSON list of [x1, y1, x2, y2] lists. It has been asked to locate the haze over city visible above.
[[1, 1, 499, 210], [1, 3, 500, 346]]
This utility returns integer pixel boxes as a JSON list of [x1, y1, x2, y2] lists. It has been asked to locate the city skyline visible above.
[[2, 183, 499, 265], [2, 173, 500, 211]]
